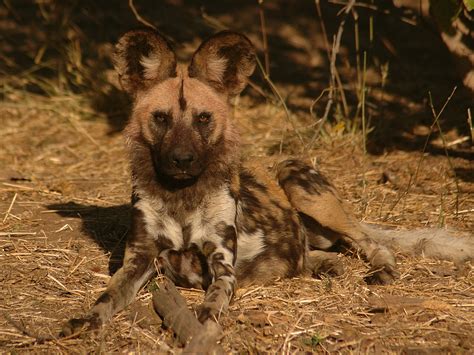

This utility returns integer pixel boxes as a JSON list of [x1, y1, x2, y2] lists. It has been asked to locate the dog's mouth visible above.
[[159, 172, 199, 190], [153, 165, 201, 190], [171, 171, 195, 180]]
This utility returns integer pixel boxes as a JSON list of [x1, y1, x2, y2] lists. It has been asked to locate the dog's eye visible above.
[[152, 110, 170, 124], [197, 112, 212, 124]]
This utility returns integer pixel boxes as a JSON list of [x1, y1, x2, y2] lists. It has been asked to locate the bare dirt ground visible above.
[[1, 0, 473, 353]]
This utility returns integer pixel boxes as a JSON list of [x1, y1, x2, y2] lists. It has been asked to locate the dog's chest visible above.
[[134, 186, 236, 288], [135, 186, 236, 251]]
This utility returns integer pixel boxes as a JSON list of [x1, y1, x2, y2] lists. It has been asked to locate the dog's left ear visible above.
[[188, 31, 256, 97]]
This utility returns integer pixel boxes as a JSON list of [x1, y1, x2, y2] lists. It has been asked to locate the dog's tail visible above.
[[361, 224, 474, 265]]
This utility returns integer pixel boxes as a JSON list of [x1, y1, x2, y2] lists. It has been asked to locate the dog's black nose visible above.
[[171, 150, 194, 170]]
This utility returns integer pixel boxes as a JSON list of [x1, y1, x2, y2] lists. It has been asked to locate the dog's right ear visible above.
[[188, 31, 256, 97], [113, 29, 177, 95]]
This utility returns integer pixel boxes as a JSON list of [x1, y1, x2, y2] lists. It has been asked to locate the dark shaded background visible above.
[[1, 0, 472, 156]]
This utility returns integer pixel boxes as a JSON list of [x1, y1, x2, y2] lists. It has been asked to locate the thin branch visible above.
[[128, 0, 157, 30], [315, 0, 331, 59], [328, 0, 418, 26], [200, 6, 228, 31], [258, 0, 271, 77], [467, 108, 473, 144]]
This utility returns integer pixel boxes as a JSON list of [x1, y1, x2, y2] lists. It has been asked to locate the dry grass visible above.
[[0, 87, 473, 353]]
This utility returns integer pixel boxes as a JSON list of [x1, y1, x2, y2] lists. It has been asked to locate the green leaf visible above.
[[147, 281, 159, 292], [463, 0, 474, 11], [302, 334, 323, 348], [430, 0, 463, 33]]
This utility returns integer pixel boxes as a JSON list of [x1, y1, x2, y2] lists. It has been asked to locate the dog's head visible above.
[[114, 29, 255, 186]]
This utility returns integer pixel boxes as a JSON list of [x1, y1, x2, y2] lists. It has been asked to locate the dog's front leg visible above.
[[61, 207, 158, 336], [198, 226, 237, 323], [195, 187, 238, 323]]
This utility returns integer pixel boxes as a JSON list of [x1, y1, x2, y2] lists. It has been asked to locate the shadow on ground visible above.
[[47, 202, 131, 275]]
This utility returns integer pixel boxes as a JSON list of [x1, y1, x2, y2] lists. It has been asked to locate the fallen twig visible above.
[[0, 232, 37, 236], [2, 192, 18, 224], [151, 278, 224, 354]]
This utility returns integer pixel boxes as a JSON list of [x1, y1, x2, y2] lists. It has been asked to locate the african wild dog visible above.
[[61, 29, 473, 335]]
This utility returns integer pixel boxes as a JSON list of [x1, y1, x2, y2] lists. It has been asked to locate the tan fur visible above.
[[205, 54, 228, 83]]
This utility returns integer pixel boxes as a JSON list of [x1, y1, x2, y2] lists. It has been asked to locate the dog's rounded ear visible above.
[[188, 31, 256, 97], [113, 29, 177, 95]]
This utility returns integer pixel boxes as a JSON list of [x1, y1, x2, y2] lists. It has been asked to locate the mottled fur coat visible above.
[[61, 29, 473, 336]]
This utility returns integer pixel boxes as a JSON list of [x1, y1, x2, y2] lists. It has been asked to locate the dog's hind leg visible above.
[[276, 159, 399, 284]]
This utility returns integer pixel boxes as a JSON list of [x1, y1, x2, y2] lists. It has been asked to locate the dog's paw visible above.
[[365, 264, 400, 285], [312, 254, 344, 277], [59, 314, 101, 337], [196, 303, 221, 324]]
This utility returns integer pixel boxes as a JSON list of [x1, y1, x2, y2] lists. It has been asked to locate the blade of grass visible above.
[[360, 50, 368, 192], [314, 0, 349, 121], [428, 91, 460, 215], [467, 108, 473, 144], [255, 57, 305, 146], [306, 0, 356, 152], [361, 51, 367, 156], [385, 87, 457, 218]]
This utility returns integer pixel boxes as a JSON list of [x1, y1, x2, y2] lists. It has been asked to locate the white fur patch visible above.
[[186, 209, 205, 245], [206, 54, 228, 83], [235, 230, 266, 265], [184, 186, 238, 271], [188, 186, 237, 246], [182, 265, 203, 286], [140, 53, 162, 80], [204, 186, 236, 225], [135, 197, 183, 249]]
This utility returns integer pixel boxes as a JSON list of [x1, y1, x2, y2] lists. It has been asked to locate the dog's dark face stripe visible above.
[[179, 79, 186, 111]]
